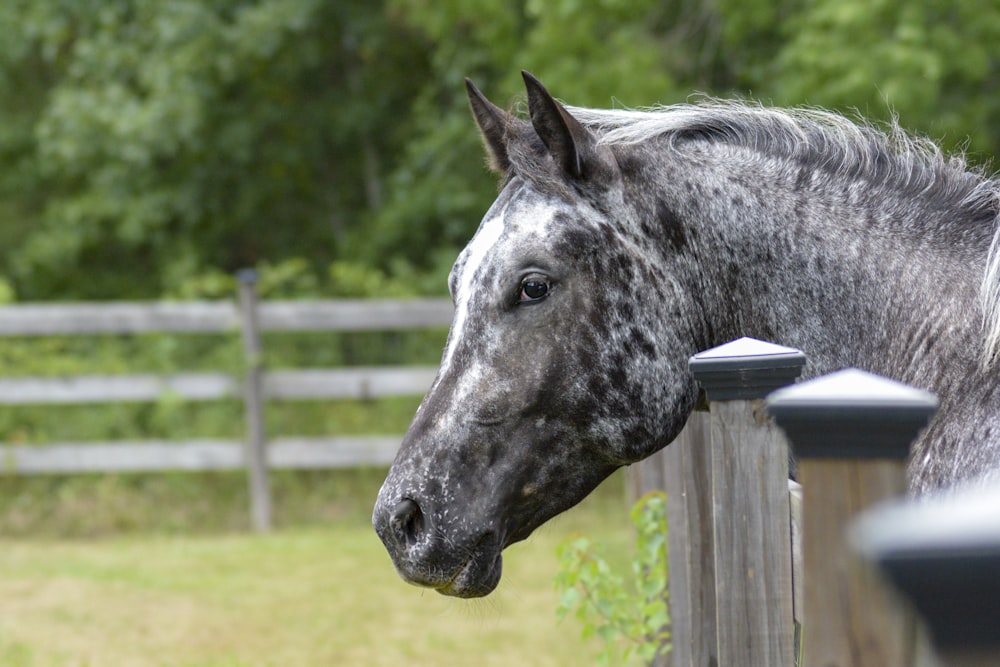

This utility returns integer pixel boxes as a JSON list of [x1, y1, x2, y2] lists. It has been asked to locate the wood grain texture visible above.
[[710, 399, 794, 667], [799, 459, 915, 667], [664, 411, 718, 667]]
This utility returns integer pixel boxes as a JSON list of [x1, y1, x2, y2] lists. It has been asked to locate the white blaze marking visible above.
[[439, 202, 510, 376], [437, 194, 562, 388]]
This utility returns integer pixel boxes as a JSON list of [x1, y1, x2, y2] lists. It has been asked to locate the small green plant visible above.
[[554, 491, 671, 666]]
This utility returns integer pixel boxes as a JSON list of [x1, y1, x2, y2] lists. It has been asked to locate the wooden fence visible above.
[[0, 272, 454, 530], [629, 337, 999, 667]]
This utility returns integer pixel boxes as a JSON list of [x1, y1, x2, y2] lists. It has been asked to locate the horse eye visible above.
[[519, 278, 550, 303]]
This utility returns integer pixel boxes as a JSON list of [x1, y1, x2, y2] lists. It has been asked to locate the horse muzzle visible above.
[[372, 494, 504, 598]]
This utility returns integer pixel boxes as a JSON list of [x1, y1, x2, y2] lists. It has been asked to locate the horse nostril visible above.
[[390, 498, 424, 546]]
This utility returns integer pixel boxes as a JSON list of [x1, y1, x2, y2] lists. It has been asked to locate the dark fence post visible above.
[[688, 337, 805, 667], [768, 368, 938, 667], [854, 481, 1000, 667], [237, 269, 272, 532]]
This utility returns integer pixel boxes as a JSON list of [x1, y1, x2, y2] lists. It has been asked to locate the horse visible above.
[[373, 71, 1000, 598]]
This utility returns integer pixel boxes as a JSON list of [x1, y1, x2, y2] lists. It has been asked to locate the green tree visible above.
[[773, 0, 1000, 157], [0, 0, 431, 299]]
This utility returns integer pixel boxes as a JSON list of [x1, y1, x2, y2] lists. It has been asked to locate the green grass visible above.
[[0, 472, 635, 666]]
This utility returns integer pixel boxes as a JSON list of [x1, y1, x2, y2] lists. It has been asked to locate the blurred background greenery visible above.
[[0, 0, 997, 304]]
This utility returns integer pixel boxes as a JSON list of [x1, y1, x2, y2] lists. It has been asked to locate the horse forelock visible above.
[[501, 128, 579, 198]]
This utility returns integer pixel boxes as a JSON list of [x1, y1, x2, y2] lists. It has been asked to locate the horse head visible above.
[[372, 72, 700, 597]]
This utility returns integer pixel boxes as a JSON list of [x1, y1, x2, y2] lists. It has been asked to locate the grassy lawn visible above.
[[0, 473, 634, 666]]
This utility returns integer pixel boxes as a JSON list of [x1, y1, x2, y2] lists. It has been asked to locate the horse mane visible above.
[[569, 100, 995, 208], [561, 99, 1000, 366]]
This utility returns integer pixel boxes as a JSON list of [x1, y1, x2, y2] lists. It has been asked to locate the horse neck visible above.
[[654, 147, 991, 386]]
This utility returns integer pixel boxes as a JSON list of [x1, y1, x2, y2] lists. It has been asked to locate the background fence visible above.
[[0, 274, 454, 529]]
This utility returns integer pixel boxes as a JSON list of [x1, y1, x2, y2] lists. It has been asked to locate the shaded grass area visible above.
[[0, 472, 634, 667], [0, 467, 390, 538]]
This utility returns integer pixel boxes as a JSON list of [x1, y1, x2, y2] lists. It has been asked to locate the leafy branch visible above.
[[554, 491, 671, 666]]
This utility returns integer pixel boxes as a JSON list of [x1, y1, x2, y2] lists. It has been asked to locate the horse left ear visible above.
[[466, 78, 514, 175], [522, 71, 616, 181]]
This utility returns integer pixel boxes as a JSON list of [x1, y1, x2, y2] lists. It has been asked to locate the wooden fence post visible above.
[[854, 480, 1000, 667], [629, 407, 711, 667], [767, 368, 938, 667], [661, 408, 713, 667], [237, 269, 272, 532], [688, 337, 805, 667]]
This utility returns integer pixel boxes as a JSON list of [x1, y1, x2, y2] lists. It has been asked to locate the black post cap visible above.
[[852, 481, 1000, 650], [766, 368, 938, 460], [688, 337, 806, 401]]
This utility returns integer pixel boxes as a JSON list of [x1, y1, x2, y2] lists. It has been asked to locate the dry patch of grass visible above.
[[0, 478, 633, 666]]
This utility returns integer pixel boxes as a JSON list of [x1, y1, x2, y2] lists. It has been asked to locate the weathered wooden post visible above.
[[687, 337, 806, 667], [854, 480, 1000, 667], [768, 368, 938, 667], [656, 407, 712, 667], [237, 269, 272, 532]]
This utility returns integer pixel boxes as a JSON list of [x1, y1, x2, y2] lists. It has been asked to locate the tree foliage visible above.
[[0, 0, 997, 300], [0, 0, 430, 298], [774, 0, 1000, 158]]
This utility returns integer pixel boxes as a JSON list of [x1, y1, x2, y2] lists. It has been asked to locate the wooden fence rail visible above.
[[0, 298, 454, 335], [0, 279, 454, 530], [3, 436, 403, 474], [0, 367, 440, 404]]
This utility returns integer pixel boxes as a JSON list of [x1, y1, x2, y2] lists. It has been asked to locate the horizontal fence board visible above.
[[268, 436, 401, 468], [256, 299, 453, 332], [0, 367, 439, 404], [0, 373, 239, 404], [2, 439, 244, 473], [0, 299, 453, 336], [0, 302, 239, 335], [0, 436, 402, 474], [264, 367, 438, 400]]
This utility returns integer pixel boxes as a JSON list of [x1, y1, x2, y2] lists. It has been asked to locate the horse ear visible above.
[[466, 78, 513, 174], [521, 71, 613, 181]]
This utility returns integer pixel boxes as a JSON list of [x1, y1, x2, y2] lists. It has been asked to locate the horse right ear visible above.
[[466, 78, 514, 174]]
